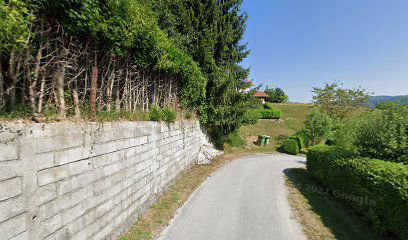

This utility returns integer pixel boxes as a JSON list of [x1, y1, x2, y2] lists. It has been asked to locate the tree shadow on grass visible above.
[[284, 168, 384, 240]]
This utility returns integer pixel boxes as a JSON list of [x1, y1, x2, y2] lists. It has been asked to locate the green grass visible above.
[[240, 104, 313, 150], [285, 168, 382, 240]]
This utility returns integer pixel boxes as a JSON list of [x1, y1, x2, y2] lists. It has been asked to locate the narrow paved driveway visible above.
[[158, 154, 307, 240]]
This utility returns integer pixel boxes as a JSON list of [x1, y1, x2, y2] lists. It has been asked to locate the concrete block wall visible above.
[[0, 121, 206, 240]]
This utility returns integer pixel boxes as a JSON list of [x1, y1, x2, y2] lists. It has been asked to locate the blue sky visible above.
[[240, 0, 408, 103]]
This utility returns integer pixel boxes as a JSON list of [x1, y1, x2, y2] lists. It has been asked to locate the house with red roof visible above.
[[252, 91, 270, 104]]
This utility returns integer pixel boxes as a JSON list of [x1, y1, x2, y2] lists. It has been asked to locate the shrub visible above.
[[303, 110, 332, 146], [264, 102, 274, 110], [184, 112, 192, 120], [307, 145, 408, 239], [256, 108, 282, 119], [283, 138, 300, 155], [225, 131, 246, 148], [296, 130, 309, 147], [149, 106, 163, 121], [355, 106, 408, 163], [162, 108, 177, 123], [290, 135, 305, 151], [329, 117, 365, 151], [242, 109, 262, 125]]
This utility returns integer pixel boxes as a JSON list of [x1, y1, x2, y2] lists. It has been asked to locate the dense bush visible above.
[[264, 102, 274, 110], [307, 145, 408, 239], [355, 106, 408, 163], [225, 131, 246, 148], [242, 109, 262, 125], [303, 110, 332, 146], [295, 130, 309, 147], [149, 106, 163, 121], [327, 117, 364, 151], [290, 135, 305, 151], [281, 132, 305, 155], [255, 108, 282, 119], [283, 138, 300, 155], [162, 108, 177, 123]]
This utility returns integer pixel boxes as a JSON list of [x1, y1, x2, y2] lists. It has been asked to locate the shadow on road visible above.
[[283, 168, 383, 240]]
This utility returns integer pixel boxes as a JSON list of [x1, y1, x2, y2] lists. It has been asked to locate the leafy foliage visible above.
[[162, 108, 177, 123], [261, 109, 282, 119], [253, 108, 282, 120], [312, 82, 370, 120], [303, 110, 333, 146], [290, 135, 305, 151], [265, 87, 288, 103], [307, 145, 408, 240], [0, 0, 33, 53], [146, 0, 253, 148], [328, 117, 364, 151], [355, 106, 408, 163], [225, 131, 246, 148], [264, 102, 275, 110], [242, 109, 262, 125], [283, 138, 300, 155], [149, 106, 163, 122]]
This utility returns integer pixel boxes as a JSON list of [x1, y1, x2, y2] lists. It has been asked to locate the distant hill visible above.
[[368, 95, 408, 108]]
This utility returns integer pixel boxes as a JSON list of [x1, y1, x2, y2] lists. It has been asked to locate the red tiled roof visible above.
[[252, 91, 269, 98]]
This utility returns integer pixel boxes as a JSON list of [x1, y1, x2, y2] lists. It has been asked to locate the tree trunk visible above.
[[106, 71, 114, 112], [8, 50, 17, 110], [29, 43, 43, 113], [37, 75, 46, 114], [90, 67, 98, 120], [71, 83, 81, 119], [115, 70, 121, 113], [55, 68, 66, 118], [0, 60, 4, 111]]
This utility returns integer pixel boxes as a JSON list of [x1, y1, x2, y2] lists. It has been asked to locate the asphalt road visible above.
[[158, 154, 307, 240]]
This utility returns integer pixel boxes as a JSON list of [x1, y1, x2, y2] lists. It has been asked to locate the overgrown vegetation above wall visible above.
[[1, 0, 206, 117], [1, 0, 253, 147]]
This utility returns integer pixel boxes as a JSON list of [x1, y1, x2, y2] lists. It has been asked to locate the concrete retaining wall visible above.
[[0, 121, 209, 240]]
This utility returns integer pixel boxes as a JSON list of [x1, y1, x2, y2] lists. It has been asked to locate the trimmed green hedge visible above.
[[264, 102, 275, 110], [290, 135, 305, 150], [307, 145, 408, 239], [282, 132, 305, 155], [255, 108, 282, 119], [283, 138, 300, 155], [243, 109, 263, 125]]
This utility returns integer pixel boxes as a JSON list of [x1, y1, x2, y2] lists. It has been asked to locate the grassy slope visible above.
[[240, 104, 313, 150]]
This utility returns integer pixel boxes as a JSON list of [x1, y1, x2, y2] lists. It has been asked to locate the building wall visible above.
[[0, 121, 207, 240]]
